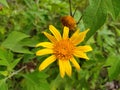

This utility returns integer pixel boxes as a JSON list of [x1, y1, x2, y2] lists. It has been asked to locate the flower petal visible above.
[[73, 51, 89, 60], [63, 26, 69, 39], [43, 32, 57, 43], [70, 57, 80, 70], [49, 25, 61, 41], [36, 49, 53, 56], [39, 55, 56, 71], [64, 60, 72, 77], [76, 45, 92, 52], [72, 29, 89, 45], [59, 60, 65, 78], [36, 42, 53, 48], [70, 29, 80, 41]]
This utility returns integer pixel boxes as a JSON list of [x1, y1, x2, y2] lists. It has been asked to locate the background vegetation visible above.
[[0, 0, 120, 90]]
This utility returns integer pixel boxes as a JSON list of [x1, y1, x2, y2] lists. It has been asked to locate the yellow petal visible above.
[[59, 60, 65, 78], [73, 29, 89, 45], [36, 49, 53, 56], [76, 45, 92, 52], [70, 29, 80, 41], [43, 32, 57, 43], [63, 26, 69, 39], [70, 57, 80, 70], [49, 25, 61, 41], [39, 55, 56, 71], [36, 42, 53, 48], [73, 51, 89, 60], [64, 60, 72, 77]]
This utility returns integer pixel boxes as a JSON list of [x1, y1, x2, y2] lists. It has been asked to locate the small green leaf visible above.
[[83, 0, 107, 41], [0, 60, 9, 66], [105, 0, 120, 19], [0, 48, 21, 72], [2, 31, 32, 54], [21, 71, 50, 90], [115, 28, 120, 36], [105, 55, 120, 80], [50, 75, 65, 90], [0, 48, 7, 61], [0, 49, 10, 66], [10, 58, 21, 69], [2, 31, 29, 48], [0, 71, 8, 76]]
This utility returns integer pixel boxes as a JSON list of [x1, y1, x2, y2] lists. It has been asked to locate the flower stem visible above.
[[5, 66, 26, 81], [73, 7, 78, 17], [69, 0, 72, 16], [77, 15, 83, 25]]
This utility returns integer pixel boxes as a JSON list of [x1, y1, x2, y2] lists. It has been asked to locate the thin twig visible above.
[[77, 15, 83, 25], [69, 0, 72, 16], [73, 7, 78, 17], [5, 66, 27, 81]]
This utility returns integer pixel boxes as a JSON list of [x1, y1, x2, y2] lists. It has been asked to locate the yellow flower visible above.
[[36, 25, 92, 78]]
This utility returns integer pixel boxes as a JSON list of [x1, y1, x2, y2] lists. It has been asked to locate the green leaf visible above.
[[0, 71, 8, 76], [21, 71, 50, 90], [83, 0, 107, 41], [50, 75, 65, 90], [10, 58, 21, 69], [0, 49, 10, 66], [0, 0, 9, 8], [0, 48, 21, 72], [105, 55, 120, 80], [0, 48, 7, 61], [2, 31, 32, 54], [105, 0, 120, 19], [19, 38, 38, 47], [0, 79, 8, 90]]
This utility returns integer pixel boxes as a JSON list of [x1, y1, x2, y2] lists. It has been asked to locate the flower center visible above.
[[53, 39, 75, 60]]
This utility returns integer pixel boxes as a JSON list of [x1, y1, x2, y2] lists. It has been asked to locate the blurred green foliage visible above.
[[0, 0, 120, 90]]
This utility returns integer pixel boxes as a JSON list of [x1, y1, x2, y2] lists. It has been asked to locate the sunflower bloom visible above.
[[36, 25, 92, 78]]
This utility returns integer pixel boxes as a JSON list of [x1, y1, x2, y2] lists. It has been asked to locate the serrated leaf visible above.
[[22, 71, 50, 90], [0, 48, 21, 72], [2, 31, 29, 48], [0, 0, 9, 8], [10, 43, 33, 54], [105, 55, 120, 80], [83, 0, 107, 41], [1, 31, 32, 54], [0, 49, 13, 66]]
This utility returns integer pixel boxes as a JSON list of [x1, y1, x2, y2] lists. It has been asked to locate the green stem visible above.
[[69, 0, 72, 16], [5, 66, 26, 81], [77, 15, 83, 24]]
